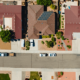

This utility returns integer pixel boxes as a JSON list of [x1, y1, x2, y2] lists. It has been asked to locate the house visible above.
[[0, 5, 22, 39], [28, 5, 55, 39], [65, 6, 80, 40]]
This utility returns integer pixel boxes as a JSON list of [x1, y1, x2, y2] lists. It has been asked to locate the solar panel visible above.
[[38, 11, 53, 20]]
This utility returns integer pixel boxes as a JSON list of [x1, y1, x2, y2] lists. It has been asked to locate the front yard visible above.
[[0, 38, 11, 50], [0, 74, 10, 80], [30, 72, 40, 80]]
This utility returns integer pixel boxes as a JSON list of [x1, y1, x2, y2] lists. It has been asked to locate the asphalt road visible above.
[[0, 53, 80, 68]]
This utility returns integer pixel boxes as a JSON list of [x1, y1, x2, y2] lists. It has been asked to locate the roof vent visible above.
[[79, 22, 80, 24], [42, 23, 43, 24]]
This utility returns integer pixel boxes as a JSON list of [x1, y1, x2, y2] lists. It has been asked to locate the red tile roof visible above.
[[0, 5, 22, 39], [65, 6, 80, 39], [28, 5, 55, 39]]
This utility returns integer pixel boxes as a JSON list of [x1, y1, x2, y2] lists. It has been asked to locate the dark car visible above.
[[4, 53, 9, 56]]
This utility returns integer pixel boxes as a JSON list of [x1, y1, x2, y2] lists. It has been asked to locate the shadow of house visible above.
[[9, 30, 15, 39], [22, 1, 28, 38], [54, 12, 58, 33]]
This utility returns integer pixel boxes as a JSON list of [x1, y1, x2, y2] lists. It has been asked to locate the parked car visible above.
[[30, 42, 33, 47], [21, 39, 25, 47], [30, 39, 34, 47], [4, 53, 9, 56], [9, 52, 15, 57], [0, 53, 4, 57], [39, 53, 47, 57], [49, 53, 57, 57]]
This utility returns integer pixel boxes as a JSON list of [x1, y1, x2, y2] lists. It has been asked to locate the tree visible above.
[[51, 37, 55, 42], [47, 41, 53, 48], [61, 36, 65, 40], [56, 32, 62, 39], [37, 0, 52, 6], [0, 30, 11, 42], [50, 4, 56, 9]]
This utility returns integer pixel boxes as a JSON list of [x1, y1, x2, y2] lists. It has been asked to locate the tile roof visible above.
[[28, 5, 55, 39], [65, 6, 80, 39], [0, 5, 22, 39]]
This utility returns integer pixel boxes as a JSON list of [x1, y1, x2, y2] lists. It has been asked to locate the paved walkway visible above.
[[61, 39, 68, 51]]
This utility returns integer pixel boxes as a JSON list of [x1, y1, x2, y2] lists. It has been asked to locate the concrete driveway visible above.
[[11, 40, 21, 51], [72, 39, 80, 52], [30, 39, 38, 51]]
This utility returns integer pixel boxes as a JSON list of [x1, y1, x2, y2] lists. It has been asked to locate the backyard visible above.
[[0, 74, 10, 80], [30, 72, 40, 80]]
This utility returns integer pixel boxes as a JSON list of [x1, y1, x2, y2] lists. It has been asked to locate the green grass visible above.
[[0, 74, 10, 80], [30, 72, 40, 80], [59, 14, 61, 29]]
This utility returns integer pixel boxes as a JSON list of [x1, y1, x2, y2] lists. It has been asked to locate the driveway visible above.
[[30, 39, 38, 51], [72, 39, 80, 52], [11, 40, 21, 51]]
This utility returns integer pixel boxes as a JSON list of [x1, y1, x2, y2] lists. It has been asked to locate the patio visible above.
[[61, 1, 78, 15], [58, 72, 76, 80]]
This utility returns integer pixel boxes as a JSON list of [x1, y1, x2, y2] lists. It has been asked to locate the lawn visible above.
[[0, 74, 10, 80], [30, 72, 40, 80], [59, 14, 61, 29]]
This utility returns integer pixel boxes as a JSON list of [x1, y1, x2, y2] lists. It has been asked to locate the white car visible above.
[[30, 39, 34, 43], [49, 53, 57, 57], [30, 42, 33, 47], [0, 53, 4, 57], [39, 53, 47, 57], [21, 39, 25, 47]]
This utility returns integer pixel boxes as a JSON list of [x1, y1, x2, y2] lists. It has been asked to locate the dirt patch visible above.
[[0, 38, 11, 50]]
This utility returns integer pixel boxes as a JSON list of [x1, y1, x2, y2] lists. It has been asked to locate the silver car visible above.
[[39, 53, 47, 57], [49, 53, 57, 57]]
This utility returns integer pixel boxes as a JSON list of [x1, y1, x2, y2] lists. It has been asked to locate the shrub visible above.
[[54, 41, 56, 45], [47, 41, 53, 48], [61, 43, 63, 45], [47, 35, 51, 38], [62, 18, 64, 20], [51, 37, 55, 42], [58, 41, 60, 43], [61, 36, 65, 40], [56, 32, 62, 39], [67, 38, 69, 40], [50, 4, 56, 9], [67, 45, 71, 49], [51, 34, 54, 37], [37, 0, 52, 6], [41, 41, 44, 44], [26, 46, 30, 50], [60, 72, 63, 75], [62, 26, 63, 28], [45, 40, 48, 43], [25, 41, 30, 46], [58, 75, 60, 77], [42, 35, 46, 38], [68, 41, 69, 43]]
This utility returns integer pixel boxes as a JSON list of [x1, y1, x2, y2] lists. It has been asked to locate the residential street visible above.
[[0, 53, 80, 68]]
